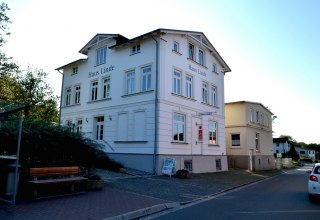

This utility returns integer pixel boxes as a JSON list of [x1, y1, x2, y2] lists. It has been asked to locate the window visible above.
[[202, 82, 208, 104], [103, 77, 111, 99], [95, 116, 104, 140], [211, 85, 217, 106], [96, 47, 107, 66], [188, 43, 194, 60], [173, 41, 179, 52], [209, 121, 217, 145], [134, 111, 145, 141], [231, 134, 240, 147], [65, 120, 72, 132], [198, 49, 204, 65], [126, 70, 135, 94], [132, 44, 140, 54], [216, 159, 222, 170], [250, 109, 254, 122], [142, 66, 152, 92], [173, 69, 182, 95], [212, 63, 217, 73], [256, 111, 259, 123], [173, 113, 185, 142], [74, 85, 81, 104], [184, 160, 193, 171], [76, 119, 82, 134], [117, 113, 128, 141], [72, 67, 78, 74], [185, 75, 193, 99], [91, 81, 98, 101], [255, 133, 260, 151], [65, 87, 71, 106]]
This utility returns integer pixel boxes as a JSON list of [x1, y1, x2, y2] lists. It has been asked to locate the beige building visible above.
[[225, 101, 275, 171]]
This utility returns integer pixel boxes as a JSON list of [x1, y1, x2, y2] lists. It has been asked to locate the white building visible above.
[[56, 28, 231, 174], [273, 137, 291, 154]]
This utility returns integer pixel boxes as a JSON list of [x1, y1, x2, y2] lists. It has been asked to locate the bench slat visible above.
[[29, 176, 88, 184]]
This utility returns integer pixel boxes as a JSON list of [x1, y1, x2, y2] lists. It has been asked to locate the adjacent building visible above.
[[273, 137, 291, 155], [56, 28, 231, 174], [225, 101, 275, 171]]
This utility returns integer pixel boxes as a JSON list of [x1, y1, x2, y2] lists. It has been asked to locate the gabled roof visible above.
[[273, 137, 290, 143], [225, 101, 273, 115], [79, 34, 128, 55], [55, 58, 87, 72]]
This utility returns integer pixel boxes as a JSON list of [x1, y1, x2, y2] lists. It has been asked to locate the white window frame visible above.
[[65, 87, 71, 106], [141, 66, 152, 92], [65, 120, 72, 132], [72, 67, 78, 74], [126, 70, 135, 94], [173, 69, 182, 95], [185, 75, 193, 99], [74, 85, 81, 104], [255, 133, 260, 151], [173, 41, 179, 53], [202, 82, 208, 104], [198, 49, 204, 65], [231, 133, 240, 148], [211, 85, 217, 106], [76, 119, 83, 134], [173, 113, 185, 142], [188, 43, 195, 60], [91, 80, 98, 101], [209, 121, 217, 145], [102, 76, 111, 99], [132, 44, 141, 54], [212, 63, 217, 73], [96, 47, 107, 66], [250, 109, 254, 122], [95, 116, 104, 140]]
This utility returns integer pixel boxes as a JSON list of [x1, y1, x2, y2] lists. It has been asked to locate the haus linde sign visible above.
[[88, 65, 115, 78], [188, 64, 206, 77]]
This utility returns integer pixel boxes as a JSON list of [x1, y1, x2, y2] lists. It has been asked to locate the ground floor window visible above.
[[231, 134, 240, 147], [184, 160, 193, 171], [95, 116, 104, 140], [216, 159, 222, 170], [209, 121, 217, 145], [173, 113, 185, 142]]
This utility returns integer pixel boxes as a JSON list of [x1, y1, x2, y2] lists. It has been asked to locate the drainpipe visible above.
[[57, 69, 64, 126], [151, 33, 159, 175]]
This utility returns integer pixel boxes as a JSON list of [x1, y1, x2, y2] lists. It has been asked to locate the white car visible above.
[[307, 162, 320, 202]]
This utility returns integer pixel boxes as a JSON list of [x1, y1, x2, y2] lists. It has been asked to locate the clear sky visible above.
[[2, 0, 320, 144]]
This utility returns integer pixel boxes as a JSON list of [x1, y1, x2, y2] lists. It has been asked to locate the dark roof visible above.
[[0, 101, 30, 119]]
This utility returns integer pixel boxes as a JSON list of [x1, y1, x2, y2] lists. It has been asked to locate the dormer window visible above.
[[188, 43, 195, 60], [96, 47, 107, 66], [132, 44, 140, 54], [173, 41, 179, 53], [198, 49, 204, 65]]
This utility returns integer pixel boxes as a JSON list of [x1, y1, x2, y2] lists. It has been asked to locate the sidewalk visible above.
[[0, 168, 282, 220]]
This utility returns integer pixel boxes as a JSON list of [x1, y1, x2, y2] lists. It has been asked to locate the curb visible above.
[[103, 202, 180, 220]]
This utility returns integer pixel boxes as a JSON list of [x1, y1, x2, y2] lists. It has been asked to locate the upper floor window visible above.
[[74, 85, 81, 104], [185, 75, 193, 99], [211, 85, 217, 106], [255, 133, 260, 151], [96, 47, 107, 66], [173, 69, 182, 95], [132, 44, 140, 54], [202, 82, 208, 104], [65, 87, 71, 106], [173, 113, 185, 142], [250, 109, 254, 122], [91, 81, 98, 101], [209, 121, 217, 145], [72, 67, 78, 74], [142, 66, 152, 92], [173, 41, 179, 53], [198, 49, 204, 65], [212, 63, 217, 73], [126, 70, 135, 94], [103, 77, 111, 99], [188, 43, 195, 60]]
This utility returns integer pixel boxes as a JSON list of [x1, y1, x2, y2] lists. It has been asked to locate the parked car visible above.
[[298, 158, 314, 166], [307, 163, 320, 202]]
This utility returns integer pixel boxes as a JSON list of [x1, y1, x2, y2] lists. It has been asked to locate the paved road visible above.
[[152, 166, 320, 220]]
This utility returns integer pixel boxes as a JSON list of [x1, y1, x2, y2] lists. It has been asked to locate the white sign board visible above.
[[162, 158, 175, 175]]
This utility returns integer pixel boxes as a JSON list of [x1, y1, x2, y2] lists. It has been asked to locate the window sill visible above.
[[171, 142, 188, 145], [114, 141, 148, 143], [62, 103, 81, 108], [187, 58, 208, 69], [209, 144, 219, 147], [172, 50, 182, 56], [130, 51, 141, 56], [94, 63, 106, 67], [212, 71, 219, 75], [87, 98, 112, 104], [122, 90, 154, 98], [231, 146, 241, 149], [201, 102, 219, 109], [171, 93, 196, 101]]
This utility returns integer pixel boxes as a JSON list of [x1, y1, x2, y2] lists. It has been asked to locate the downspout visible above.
[[57, 69, 64, 126], [151, 33, 159, 175]]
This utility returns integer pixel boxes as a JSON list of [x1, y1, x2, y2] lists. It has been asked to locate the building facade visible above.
[[273, 137, 291, 154], [225, 101, 275, 171], [56, 29, 231, 174]]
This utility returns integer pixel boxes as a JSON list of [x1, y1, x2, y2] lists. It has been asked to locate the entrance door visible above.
[[192, 116, 202, 155]]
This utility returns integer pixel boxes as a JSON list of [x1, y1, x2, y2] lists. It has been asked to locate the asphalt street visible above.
[[151, 166, 320, 220]]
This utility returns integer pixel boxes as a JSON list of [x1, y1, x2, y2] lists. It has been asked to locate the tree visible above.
[[287, 146, 299, 161]]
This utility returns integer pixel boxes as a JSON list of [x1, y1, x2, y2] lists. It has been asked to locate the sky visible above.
[[2, 0, 320, 144]]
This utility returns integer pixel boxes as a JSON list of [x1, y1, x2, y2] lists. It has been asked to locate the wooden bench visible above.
[[28, 166, 88, 198]]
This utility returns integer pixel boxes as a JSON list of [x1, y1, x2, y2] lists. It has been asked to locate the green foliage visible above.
[[0, 120, 123, 170], [287, 146, 299, 161]]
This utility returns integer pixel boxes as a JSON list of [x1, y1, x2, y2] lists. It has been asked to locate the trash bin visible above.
[[5, 164, 21, 196]]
